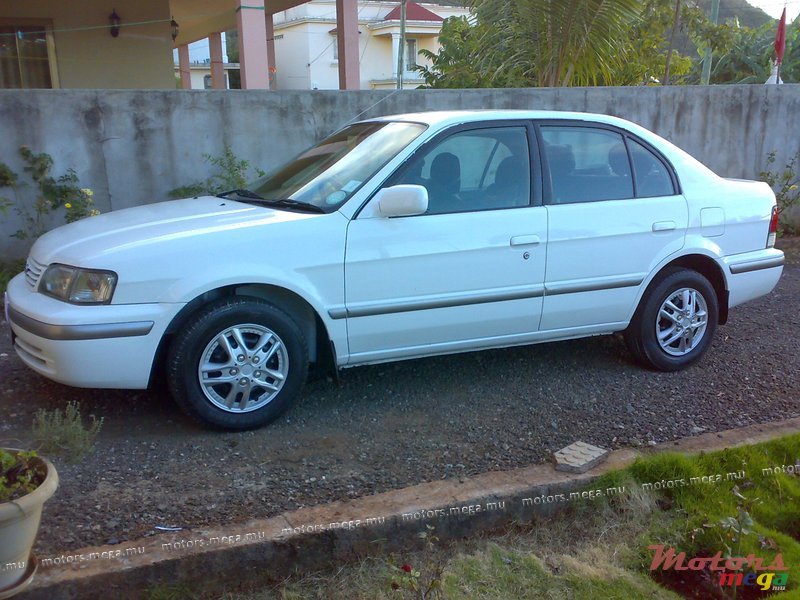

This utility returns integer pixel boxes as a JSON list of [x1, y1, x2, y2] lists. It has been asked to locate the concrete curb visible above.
[[17, 416, 800, 599]]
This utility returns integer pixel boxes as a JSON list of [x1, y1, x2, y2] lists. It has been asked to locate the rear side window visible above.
[[541, 126, 633, 204], [627, 138, 676, 197]]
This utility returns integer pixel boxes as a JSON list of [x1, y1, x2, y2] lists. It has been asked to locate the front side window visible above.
[[389, 126, 531, 215], [0, 22, 57, 89], [541, 126, 633, 204], [249, 121, 426, 211]]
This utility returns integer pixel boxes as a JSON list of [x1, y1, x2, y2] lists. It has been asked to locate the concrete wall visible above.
[[2, 0, 175, 89], [1, 85, 799, 258]]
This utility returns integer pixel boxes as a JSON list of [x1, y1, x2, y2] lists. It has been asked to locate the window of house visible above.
[[332, 35, 338, 60], [203, 74, 212, 89], [405, 38, 417, 69], [0, 21, 58, 89], [389, 126, 531, 215], [541, 126, 633, 204]]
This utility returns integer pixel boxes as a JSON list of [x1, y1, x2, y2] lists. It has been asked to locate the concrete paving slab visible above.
[[554, 441, 609, 473]]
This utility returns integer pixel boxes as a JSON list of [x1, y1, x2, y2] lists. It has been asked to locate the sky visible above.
[[172, 35, 228, 65], [749, 0, 800, 20]]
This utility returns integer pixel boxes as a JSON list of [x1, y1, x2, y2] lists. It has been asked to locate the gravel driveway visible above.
[[1, 239, 798, 556]]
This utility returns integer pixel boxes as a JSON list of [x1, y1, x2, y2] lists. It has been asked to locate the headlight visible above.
[[39, 264, 117, 304]]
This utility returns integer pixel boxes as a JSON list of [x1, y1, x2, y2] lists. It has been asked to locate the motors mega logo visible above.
[[648, 545, 789, 592]]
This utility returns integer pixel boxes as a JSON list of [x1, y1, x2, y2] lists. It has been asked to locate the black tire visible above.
[[624, 268, 718, 372], [167, 296, 308, 430]]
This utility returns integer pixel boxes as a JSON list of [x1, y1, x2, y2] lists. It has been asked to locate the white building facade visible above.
[[271, 0, 469, 90], [173, 61, 240, 89]]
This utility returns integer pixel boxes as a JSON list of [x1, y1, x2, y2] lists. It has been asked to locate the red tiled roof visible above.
[[330, 1, 443, 33], [383, 2, 443, 22]]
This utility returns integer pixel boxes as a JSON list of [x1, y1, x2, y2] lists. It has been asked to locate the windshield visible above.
[[247, 121, 427, 212]]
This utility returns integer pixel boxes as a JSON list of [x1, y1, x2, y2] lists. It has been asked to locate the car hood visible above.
[[30, 196, 317, 266]]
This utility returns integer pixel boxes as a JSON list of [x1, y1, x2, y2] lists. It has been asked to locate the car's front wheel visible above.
[[625, 268, 718, 372], [167, 297, 308, 430]]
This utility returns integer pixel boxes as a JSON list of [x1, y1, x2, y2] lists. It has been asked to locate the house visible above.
[[1, 1, 175, 89], [271, 0, 468, 90], [0, 0, 368, 90], [173, 60, 241, 89], [171, 1, 467, 90]]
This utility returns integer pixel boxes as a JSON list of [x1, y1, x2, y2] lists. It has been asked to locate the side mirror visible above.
[[375, 185, 428, 217]]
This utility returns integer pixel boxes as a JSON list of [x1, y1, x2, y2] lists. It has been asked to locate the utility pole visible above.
[[396, 0, 407, 89], [663, 0, 682, 85], [700, 0, 721, 85]]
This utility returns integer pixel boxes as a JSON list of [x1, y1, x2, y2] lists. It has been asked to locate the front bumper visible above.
[[5, 273, 184, 389]]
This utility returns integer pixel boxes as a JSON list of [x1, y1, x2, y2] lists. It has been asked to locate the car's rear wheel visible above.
[[167, 297, 308, 430], [624, 268, 718, 371]]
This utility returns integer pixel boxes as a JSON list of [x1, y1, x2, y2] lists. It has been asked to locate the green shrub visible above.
[[0, 146, 100, 246], [169, 146, 265, 199], [760, 150, 800, 235], [31, 401, 104, 464]]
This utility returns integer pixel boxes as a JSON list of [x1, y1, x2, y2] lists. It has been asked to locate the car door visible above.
[[537, 122, 688, 331], [342, 122, 548, 363]]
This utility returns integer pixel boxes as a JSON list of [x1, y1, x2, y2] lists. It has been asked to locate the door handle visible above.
[[510, 235, 541, 247], [652, 221, 676, 232]]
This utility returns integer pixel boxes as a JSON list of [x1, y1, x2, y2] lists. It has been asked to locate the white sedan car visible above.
[[5, 110, 784, 429]]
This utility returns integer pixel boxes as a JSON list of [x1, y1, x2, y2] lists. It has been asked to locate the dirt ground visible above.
[[1, 238, 798, 556]]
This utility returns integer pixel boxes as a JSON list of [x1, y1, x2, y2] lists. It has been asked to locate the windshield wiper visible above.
[[218, 190, 325, 213], [217, 189, 265, 200], [256, 199, 326, 214]]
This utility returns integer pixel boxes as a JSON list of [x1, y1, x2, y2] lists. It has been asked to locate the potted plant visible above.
[[0, 449, 58, 598]]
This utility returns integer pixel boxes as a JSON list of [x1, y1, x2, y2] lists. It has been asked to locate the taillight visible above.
[[767, 205, 778, 248]]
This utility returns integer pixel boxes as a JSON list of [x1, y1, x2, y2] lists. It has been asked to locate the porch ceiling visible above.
[[170, 0, 309, 45]]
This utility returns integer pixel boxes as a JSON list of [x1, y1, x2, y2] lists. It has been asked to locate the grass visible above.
[[192, 434, 800, 600], [441, 541, 678, 599], [597, 435, 800, 597], [31, 401, 104, 464]]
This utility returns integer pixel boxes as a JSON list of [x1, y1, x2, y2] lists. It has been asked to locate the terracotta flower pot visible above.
[[0, 451, 58, 597]]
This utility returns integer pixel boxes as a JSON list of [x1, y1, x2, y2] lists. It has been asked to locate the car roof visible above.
[[364, 109, 638, 130]]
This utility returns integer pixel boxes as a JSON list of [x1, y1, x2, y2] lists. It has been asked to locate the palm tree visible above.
[[470, 0, 642, 87]]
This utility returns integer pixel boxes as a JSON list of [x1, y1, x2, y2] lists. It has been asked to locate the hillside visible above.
[[427, 0, 774, 29], [694, 0, 772, 28]]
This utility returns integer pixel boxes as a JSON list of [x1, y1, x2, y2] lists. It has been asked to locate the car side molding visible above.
[[328, 284, 546, 319], [728, 255, 785, 275], [330, 274, 645, 320], [544, 275, 645, 296]]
